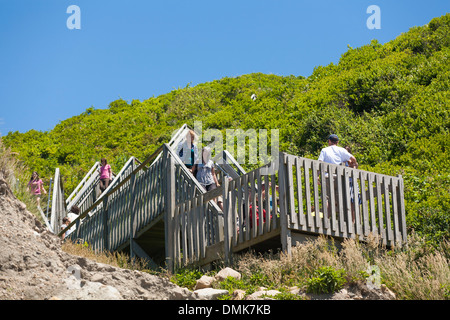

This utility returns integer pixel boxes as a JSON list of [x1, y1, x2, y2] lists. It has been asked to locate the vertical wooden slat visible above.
[[343, 168, 353, 237], [352, 170, 362, 237], [180, 201, 186, 266], [249, 170, 257, 239], [286, 156, 297, 229], [312, 161, 322, 234], [187, 199, 194, 263], [316, 162, 334, 233], [368, 173, 377, 235], [243, 173, 250, 241], [102, 195, 109, 251], [223, 178, 232, 265], [304, 159, 313, 230], [264, 174, 271, 233], [295, 157, 305, 230], [191, 199, 198, 261], [278, 153, 291, 255], [199, 194, 206, 259], [384, 176, 393, 244], [392, 178, 400, 245], [336, 166, 346, 237], [397, 175, 407, 244], [322, 163, 331, 234], [164, 149, 175, 272], [256, 169, 264, 236], [360, 171, 369, 237], [271, 172, 278, 230], [376, 174, 386, 245], [237, 175, 243, 244], [231, 180, 238, 246]]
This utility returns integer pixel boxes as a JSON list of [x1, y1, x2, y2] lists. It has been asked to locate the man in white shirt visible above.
[[318, 134, 357, 166], [318, 134, 357, 219]]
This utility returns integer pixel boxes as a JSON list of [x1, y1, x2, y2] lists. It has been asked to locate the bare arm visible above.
[[212, 167, 220, 187]]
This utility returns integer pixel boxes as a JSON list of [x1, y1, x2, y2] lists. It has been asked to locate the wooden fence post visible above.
[[223, 176, 232, 266], [397, 174, 407, 245], [164, 146, 176, 273], [278, 152, 292, 256], [129, 172, 137, 259], [102, 195, 109, 251]]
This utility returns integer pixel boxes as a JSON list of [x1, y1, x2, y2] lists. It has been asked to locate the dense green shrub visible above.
[[306, 266, 347, 294]]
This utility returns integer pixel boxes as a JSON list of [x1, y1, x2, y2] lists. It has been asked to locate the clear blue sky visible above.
[[0, 0, 448, 135]]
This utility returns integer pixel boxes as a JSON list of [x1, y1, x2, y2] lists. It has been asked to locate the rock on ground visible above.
[[0, 178, 197, 300]]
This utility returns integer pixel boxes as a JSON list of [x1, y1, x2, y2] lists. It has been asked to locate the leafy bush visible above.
[[306, 266, 347, 294]]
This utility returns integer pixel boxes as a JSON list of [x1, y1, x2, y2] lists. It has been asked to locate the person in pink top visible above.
[[27, 171, 47, 207], [98, 158, 112, 193]]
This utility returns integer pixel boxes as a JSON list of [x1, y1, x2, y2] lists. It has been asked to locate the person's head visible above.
[[101, 158, 107, 166], [202, 146, 211, 163], [327, 134, 339, 145], [188, 130, 196, 143], [63, 217, 71, 225], [345, 145, 352, 153], [30, 171, 39, 181]]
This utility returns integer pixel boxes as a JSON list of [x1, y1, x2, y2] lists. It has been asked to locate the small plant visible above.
[[273, 290, 306, 300], [170, 268, 203, 291], [306, 266, 346, 294], [442, 284, 450, 300], [216, 276, 245, 300]]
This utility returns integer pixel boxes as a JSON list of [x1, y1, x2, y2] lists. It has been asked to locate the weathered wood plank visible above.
[[392, 178, 400, 245], [319, 162, 328, 232], [368, 173, 377, 235], [286, 156, 297, 228], [360, 171, 369, 237], [397, 175, 407, 244], [312, 160, 322, 234], [295, 157, 305, 230], [384, 176, 394, 244], [303, 159, 313, 229], [376, 174, 386, 245], [343, 168, 353, 237], [336, 166, 346, 238], [278, 153, 291, 255], [352, 170, 362, 237], [328, 165, 337, 234], [271, 172, 278, 230]]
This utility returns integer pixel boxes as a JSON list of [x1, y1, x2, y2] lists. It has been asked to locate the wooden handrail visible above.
[[58, 144, 164, 237]]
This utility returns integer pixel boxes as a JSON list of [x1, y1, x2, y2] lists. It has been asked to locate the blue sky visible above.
[[0, 0, 448, 135]]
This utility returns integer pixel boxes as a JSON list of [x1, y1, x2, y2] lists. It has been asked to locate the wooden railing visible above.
[[59, 140, 407, 270], [164, 143, 224, 270], [60, 146, 164, 251], [65, 161, 100, 209], [175, 152, 407, 267], [171, 162, 279, 268], [60, 143, 223, 271], [222, 164, 279, 248], [278, 153, 407, 248]]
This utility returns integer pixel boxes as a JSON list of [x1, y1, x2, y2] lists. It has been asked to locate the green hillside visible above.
[[3, 14, 449, 245]]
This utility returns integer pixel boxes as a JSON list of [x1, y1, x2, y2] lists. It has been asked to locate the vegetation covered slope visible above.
[[3, 14, 449, 244]]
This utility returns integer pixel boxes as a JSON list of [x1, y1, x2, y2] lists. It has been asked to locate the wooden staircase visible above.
[[49, 125, 407, 272]]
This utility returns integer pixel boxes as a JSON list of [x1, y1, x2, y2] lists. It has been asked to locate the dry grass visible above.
[[374, 233, 450, 300], [231, 233, 449, 299], [61, 240, 154, 273], [0, 139, 41, 217]]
